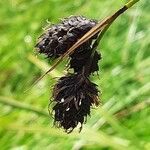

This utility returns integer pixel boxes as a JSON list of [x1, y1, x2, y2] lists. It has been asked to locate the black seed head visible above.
[[51, 73, 99, 133], [36, 15, 102, 133], [35, 16, 97, 58]]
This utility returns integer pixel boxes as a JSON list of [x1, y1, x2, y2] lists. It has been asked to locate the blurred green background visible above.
[[0, 0, 150, 150]]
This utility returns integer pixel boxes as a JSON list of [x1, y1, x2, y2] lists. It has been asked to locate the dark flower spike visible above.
[[31, 0, 140, 133], [36, 16, 97, 59], [52, 73, 99, 133]]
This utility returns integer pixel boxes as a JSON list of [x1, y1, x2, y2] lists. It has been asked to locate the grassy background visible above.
[[0, 0, 149, 150]]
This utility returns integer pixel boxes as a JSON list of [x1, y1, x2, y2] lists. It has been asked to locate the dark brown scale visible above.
[[35, 16, 97, 58], [52, 74, 99, 133], [70, 46, 101, 73]]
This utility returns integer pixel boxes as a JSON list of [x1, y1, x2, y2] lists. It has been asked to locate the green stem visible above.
[[0, 96, 49, 117], [125, 0, 140, 8]]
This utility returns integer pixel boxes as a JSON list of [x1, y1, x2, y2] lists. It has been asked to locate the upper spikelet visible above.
[[35, 16, 97, 58]]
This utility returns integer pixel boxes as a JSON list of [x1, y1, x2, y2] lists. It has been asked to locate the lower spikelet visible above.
[[51, 73, 99, 133]]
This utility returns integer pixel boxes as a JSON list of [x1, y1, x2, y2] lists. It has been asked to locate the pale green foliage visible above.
[[0, 0, 149, 150]]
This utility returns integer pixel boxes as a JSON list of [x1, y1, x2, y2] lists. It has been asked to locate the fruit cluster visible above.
[[36, 16, 101, 133]]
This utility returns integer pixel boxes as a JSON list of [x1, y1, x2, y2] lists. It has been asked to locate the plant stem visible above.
[[0, 96, 49, 117], [125, 0, 140, 8], [115, 99, 150, 118]]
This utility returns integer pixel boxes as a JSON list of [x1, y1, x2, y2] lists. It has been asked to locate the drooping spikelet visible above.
[[36, 15, 101, 133], [52, 73, 99, 133], [35, 16, 97, 58]]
